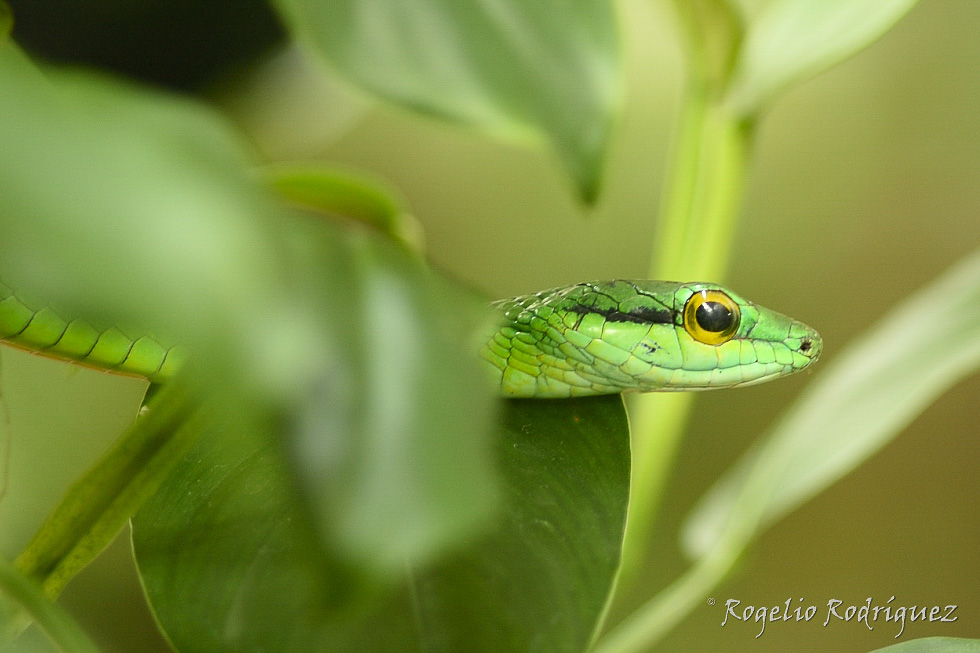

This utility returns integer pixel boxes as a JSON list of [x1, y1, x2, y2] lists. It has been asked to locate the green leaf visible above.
[[269, 0, 620, 202], [2, 209, 501, 643], [869, 638, 980, 653], [415, 397, 630, 651], [266, 164, 425, 253], [682, 248, 980, 558], [277, 215, 498, 575], [0, 45, 313, 397], [0, 41, 501, 590], [726, 0, 920, 116], [133, 395, 630, 652]]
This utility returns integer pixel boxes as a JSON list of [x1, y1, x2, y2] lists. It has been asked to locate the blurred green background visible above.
[[1, 0, 977, 651]]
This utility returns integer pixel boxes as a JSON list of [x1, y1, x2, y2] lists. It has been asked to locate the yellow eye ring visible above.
[[683, 289, 740, 345]]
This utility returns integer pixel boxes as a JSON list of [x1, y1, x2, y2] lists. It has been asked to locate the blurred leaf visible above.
[[0, 39, 502, 590], [270, 0, 620, 202], [266, 164, 425, 253], [683, 248, 980, 558], [0, 1, 11, 44], [0, 45, 315, 397], [277, 214, 498, 574], [669, 0, 744, 89], [1, 205, 502, 641], [726, 0, 920, 116], [869, 638, 980, 653], [133, 395, 630, 652]]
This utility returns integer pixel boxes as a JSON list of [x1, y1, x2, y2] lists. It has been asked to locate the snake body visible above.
[[0, 280, 180, 382], [0, 279, 819, 397]]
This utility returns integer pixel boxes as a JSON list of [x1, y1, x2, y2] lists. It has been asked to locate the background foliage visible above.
[[0, 1, 977, 651]]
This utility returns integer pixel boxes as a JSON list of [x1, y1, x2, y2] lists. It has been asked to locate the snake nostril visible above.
[[800, 338, 812, 354]]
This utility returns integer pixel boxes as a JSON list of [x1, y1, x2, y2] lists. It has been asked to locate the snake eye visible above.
[[683, 289, 740, 345]]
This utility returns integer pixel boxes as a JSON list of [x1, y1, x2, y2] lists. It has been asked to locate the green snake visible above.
[[0, 279, 820, 398], [482, 280, 820, 397]]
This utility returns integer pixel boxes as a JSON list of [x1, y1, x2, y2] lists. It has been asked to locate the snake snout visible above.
[[797, 334, 822, 364], [787, 318, 822, 366]]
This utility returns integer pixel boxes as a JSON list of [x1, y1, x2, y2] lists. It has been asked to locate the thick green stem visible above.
[[653, 92, 749, 283], [601, 4, 757, 649], [620, 98, 750, 585]]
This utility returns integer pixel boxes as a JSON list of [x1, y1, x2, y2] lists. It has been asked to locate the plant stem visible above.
[[594, 494, 756, 653], [620, 97, 750, 583], [595, 395, 793, 653], [0, 555, 102, 653], [0, 381, 200, 644], [14, 383, 195, 597], [615, 0, 752, 602]]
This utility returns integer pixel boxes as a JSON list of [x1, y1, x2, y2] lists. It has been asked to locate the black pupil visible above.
[[695, 301, 733, 332]]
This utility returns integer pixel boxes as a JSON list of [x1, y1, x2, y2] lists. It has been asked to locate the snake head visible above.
[[661, 281, 822, 390], [483, 280, 822, 398]]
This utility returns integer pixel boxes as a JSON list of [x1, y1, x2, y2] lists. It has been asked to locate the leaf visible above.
[[682, 248, 980, 558], [278, 215, 498, 575], [270, 0, 620, 202], [726, 0, 920, 116], [0, 45, 313, 397], [413, 397, 630, 651], [0, 42, 501, 585], [132, 395, 630, 652], [869, 638, 980, 653], [266, 164, 425, 253]]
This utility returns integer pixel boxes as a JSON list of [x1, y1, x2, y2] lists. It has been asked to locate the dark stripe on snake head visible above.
[[566, 303, 674, 324]]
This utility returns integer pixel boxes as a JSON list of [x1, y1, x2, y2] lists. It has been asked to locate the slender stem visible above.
[[595, 545, 737, 653], [595, 407, 789, 653], [619, 93, 751, 587], [0, 556, 102, 653], [0, 381, 200, 645], [594, 510, 751, 653], [610, 0, 752, 632], [15, 382, 196, 597]]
